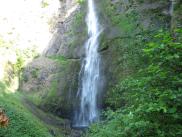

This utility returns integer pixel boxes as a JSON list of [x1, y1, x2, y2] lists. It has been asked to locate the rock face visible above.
[[95, 0, 181, 106], [21, 0, 84, 119], [22, 57, 59, 92], [170, 0, 182, 29], [45, 0, 86, 59], [21, 0, 182, 120]]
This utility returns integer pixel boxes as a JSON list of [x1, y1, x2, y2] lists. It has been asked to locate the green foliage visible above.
[[97, 0, 149, 87], [76, 0, 85, 4], [0, 82, 52, 137], [13, 47, 39, 86], [87, 29, 182, 137], [31, 68, 40, 78], [44, 80, 58, 103], [68, 2, 87, 49], [26, 79, 59, 107], [0, 37, 13, 48], [73, 11, 85, 28], [0, 36, 39, 84], [41, 0, 49, 8], [49, 55, 68, 65], [100, 0, 138, 33], [14, 57, 24, 75]]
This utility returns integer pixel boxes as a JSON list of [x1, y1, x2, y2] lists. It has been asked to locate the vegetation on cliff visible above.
[[85, 0, 182, 136], [87, 29, 182, 137]]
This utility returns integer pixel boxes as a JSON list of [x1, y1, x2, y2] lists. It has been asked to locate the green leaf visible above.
[[168, 108, 177, 114]]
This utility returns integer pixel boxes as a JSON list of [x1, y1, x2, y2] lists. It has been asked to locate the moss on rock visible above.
[[94, 0, 172, 107]]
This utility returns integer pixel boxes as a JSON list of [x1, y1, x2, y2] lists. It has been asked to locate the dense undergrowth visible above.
[[0, 82, 53, 137], [86, 29, 182, 137]]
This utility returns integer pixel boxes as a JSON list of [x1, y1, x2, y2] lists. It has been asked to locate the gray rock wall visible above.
[[21, 0, 84, 119]]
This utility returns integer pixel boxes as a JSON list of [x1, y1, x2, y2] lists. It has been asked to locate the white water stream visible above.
[[74, 0, 102, 127]]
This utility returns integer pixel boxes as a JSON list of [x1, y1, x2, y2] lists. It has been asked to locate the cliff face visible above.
[[21, 0, 182, 119], [21, 0, 84, 119], [97, 0, 173, 105], [45, 0, 86, 58]]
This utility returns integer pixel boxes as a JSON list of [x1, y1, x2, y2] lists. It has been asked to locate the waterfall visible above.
[[169, 0, 174, 17], [169, 0, 175, 30], [73, 0, 102, 127]]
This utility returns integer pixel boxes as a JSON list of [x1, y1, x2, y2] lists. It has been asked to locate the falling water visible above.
[[169, 0, 174, 17], [73, 0, 102, 127], [169, 0, 175, 29]]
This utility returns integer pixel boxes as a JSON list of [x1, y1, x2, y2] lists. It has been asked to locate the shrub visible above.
[[86, 29, 182, 137]]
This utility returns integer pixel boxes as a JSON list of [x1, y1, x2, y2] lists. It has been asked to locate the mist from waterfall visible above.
[[73, 0, 102, 127]]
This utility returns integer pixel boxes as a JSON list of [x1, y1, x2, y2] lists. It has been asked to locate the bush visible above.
[[86, 29, 182, 137]]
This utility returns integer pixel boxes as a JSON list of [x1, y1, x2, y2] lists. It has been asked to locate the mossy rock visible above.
[[40, 59, 80, 119], [95, 0, 172, 108]]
